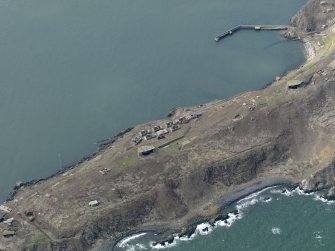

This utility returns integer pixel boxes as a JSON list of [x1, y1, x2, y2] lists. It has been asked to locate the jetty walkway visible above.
[[214, 25, 291, 42]]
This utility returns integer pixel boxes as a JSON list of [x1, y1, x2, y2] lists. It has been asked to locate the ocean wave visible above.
[[271, 186, 335, 205], [196, 222, 214, 235], [151, 240, 177, 249], [313, 231, 322, 240], [121, 243, 148, 251], [215, 212, 242, 228], [117, 233, 147, 248], [119, 185, 335, 250], [282, 189, 294, 197], [238, 187, 272, 202], [270, 188, 283, 194], [294, 187, 314, 196], [151, 210, 243, 249], [270, 187, 315, 197], [262, 196, 272, 203], [314, 195, 335, 205], [271, 227, 281, 235], [235, 187, 276, 211], [236, 198, 259, 211]]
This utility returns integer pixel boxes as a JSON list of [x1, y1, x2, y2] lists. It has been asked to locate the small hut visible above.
[[89, 200, 99, 207], [287, 80, 304, 89], [138, 145, 155, 156], [2, 230, 15, 238]]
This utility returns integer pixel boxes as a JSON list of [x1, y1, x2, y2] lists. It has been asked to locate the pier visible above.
[[214, 25, 291, 42]]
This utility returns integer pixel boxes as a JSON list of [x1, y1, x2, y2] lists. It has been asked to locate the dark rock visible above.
[[214, 214, 229, 222], [167, 108, 177, 117], [178, 226, 196, 239], [166, 236, 174, 244], [263, 196, 271, 202], [202, 227, 209, 232], [231, 210, 239, 216]]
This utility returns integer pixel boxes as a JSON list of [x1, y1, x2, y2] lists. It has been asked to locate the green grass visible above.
[[161, 143, 181, 155], [259, 87, 288, 107], [322, 34, 335, 54], [116, 150, 139, 170], [28, 231, 51, 251]]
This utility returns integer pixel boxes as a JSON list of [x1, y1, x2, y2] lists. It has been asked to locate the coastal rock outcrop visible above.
[[291, 0, 335, 33]]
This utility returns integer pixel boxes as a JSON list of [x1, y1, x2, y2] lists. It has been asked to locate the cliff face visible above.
[[2, 1, 335, 250]]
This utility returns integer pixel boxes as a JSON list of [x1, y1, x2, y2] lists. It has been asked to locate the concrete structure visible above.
[[3, 217, 14, 226], [153, 125, 162, 132], [140, 129, 152, 137], [131, 136, 143, 145], [138, 145, 155, 156], [169, 124, 181, 132], [214, 25, 291, 42], [2, 230, 15, 238], [0, 205, 11, 213], [156, 129, 169, 137], [144, 134, 156, 141], [287, 80, 304, 89]]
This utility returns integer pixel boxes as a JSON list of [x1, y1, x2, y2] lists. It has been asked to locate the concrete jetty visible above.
[[214, 25, 291, 42]]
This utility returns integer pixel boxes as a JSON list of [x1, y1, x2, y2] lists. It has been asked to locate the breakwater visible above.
[[214, 25, 291, 42]]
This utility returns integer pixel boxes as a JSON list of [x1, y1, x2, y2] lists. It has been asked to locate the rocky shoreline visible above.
[[113, 179, 335, 250], [117, 176, 298, 249]]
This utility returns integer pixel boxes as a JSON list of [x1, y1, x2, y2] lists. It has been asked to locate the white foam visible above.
[[175, 234, 196, 241], [282, 189, 294, 197], [215, 212, 242, 228], [238, 187, 272, 203], [235, 188, 274, 211], [271, 227, 281, 235], [236, 198, 259, 211], [148, 186, 291, 249], [262, 197, 272, 203], [152, 211, 245, 250], [293, 187, 314, 196], [175, 236, 189, 241], [196, 222, 213, 235], [151, 240, 177, 249], [313, 231, 323, 240], [270, 188, 283, 194], [314, 195, 335, 205], [117, 233, 147, 248]]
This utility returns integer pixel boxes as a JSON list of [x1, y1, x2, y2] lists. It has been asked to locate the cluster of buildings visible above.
[[131, 113, 202, 146]]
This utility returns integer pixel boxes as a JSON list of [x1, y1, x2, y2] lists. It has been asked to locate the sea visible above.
[[2, 0, 330, 250], [113, 187, 335, 251]]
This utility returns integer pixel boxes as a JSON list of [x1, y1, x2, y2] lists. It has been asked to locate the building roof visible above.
[[138, 145, 155, 154], [89, 200, 99, 206], [287, 80, 304, 88], [156, 129, 169, 136], [3, 230, 15, 236]]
